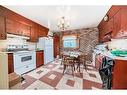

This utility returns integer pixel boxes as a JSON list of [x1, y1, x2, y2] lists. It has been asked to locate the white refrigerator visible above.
[[37, 37, 54, 64]]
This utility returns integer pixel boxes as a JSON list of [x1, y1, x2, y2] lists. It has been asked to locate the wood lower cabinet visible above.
[[8, 53, 14, 74], [36, 50, 44, 68], [112, 60, 127, 89], [95, 55, 127, 89], [0, 15, 6, 40], [53, 34, 60, 58]]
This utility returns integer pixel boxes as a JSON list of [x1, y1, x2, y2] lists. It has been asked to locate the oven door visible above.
[[13, 51, 36, 70]]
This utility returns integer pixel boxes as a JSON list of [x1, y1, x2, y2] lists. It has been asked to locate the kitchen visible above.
[[0, 5, 127, 90], [0, 5, 54, 89]]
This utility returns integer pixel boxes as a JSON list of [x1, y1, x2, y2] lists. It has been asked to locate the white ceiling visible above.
[[4, 5, 111, 32]]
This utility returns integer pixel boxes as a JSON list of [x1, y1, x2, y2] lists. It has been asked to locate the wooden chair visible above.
[[76, 54, 87, 72], [62, 55, 75, 76]]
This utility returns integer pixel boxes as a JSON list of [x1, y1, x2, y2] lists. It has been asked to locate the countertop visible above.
[[35, 49, 44, 52], [97, 50, 127, 60], [0, 49, 44, 54]]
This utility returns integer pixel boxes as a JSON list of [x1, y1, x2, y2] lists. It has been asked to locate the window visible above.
[[62, 35, 78, 48]]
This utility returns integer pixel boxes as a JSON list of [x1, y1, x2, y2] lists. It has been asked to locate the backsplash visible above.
[[108, 39, 127, 51], [0, 38, 36, 51], [55, 27, 99, 61]]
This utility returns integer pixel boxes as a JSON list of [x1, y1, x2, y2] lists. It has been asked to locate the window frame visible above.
[[62, 34, 79, 49]]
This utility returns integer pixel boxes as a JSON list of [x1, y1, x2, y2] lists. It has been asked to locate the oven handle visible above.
[[17, 54, 31, 56]]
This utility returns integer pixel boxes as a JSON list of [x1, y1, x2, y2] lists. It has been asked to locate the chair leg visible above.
[[71, 65, 74, 76], [63, 65, 66, 74], [83, 61, 87, 71], [61, 61, 63, 65], [73, 64, 75, 71], [76, 63, 80, 72], [78, 63, 81, 72]]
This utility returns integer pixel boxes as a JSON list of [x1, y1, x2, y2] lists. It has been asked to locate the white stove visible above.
[[7, 45, 36, 75], [13, 51, 36, 75]]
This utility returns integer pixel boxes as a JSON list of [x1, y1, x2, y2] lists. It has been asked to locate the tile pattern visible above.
[[83, 79, 102, 89], [39, 71, 63, 87], [21, 59, 102, 90], [66, 79, 75, 87], [21, 75, 37, 89]]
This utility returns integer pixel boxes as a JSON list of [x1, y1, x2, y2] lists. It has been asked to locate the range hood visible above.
[[7, 34, 30, 40], [47, 30, 53, 37]]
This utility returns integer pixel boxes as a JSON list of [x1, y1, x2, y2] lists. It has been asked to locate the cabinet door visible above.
[[38, 28, 44, 37], [38, 26, 48, 37], [99, 29, 105, 43], [36, 51, 44, 68], [121, 8, 127, 34], [8, 53, 14, 74], [105, 18, 113, 34], [112, 9, 121, 38], [0, 15, 6, 39], [112, 60, 127, 89], [6, 18, 17, 35], [21, 24, 31, 37], [6, 18, 31, 36], [15, 21, 23, 35], [28, 26, 38, 42]]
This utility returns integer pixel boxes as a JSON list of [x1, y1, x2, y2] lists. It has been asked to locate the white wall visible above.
[[0, 38, 36, 51]]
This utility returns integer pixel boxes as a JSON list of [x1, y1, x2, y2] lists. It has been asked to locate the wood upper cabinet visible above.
[[105, 18, 113, 34], [98, 6, 127, 41], [54, 34, 60, 58], [112, 9, 121, 38], [6, 18, 20, 35], [112, 7, 127, 38], [38, 26, 48, 37], [0, 15, 6, 39], [8, 53, 14, 74], [99, 29, 104, 43], [98, 18, 113, 43], [0, 6, 48, 41], [28, 25, 38, 42], [36, 50, 44, 68], [107, 6, 121, 20], [19, 22, 31, 37], [121, 8, 127, 34], [98, 6, 121, 31], [6, 18, 31, 36]]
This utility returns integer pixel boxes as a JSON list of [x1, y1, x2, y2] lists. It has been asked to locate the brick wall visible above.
[[54, 27, 99, 61]]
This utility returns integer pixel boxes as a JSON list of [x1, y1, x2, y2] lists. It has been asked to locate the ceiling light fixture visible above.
[[57, 16, 70, 31]]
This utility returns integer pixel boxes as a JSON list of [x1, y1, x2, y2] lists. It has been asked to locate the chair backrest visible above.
[[79, 53, 87, 62]]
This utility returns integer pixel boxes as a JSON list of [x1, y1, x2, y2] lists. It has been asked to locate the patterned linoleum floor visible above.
[[21, 59, 103, 90]]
